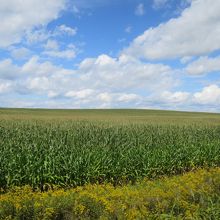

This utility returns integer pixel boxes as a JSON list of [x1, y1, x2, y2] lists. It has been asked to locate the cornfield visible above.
[[0, 109, 220, 190]]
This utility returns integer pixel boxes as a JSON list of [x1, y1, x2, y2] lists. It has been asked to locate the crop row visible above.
[[0, 121, 220, 189]]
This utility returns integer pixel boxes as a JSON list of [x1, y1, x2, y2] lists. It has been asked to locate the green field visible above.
[[1, 108, 220, 125], [1, 108, 220, 219], [0, 108, 220, 190]]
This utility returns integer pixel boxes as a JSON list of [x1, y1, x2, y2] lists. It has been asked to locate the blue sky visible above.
[[0, 0, 220, 112]]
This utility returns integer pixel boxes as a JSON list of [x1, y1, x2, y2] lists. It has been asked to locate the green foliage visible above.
[[0, 109, 220, 219], [0, 108, 220, 189]]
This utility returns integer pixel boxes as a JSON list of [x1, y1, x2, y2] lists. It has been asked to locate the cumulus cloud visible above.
[[0, 0, 66, 48], [125, 0, 220, 60], [0, 53, 176, 107], [21, 56, 75, 77], [149, 85, 220, 111], [2, 54, 220, 111], [186, 56, 220, 75], [1, 56, 74, 96], [12, 57, 74, 97], [43, 40, 77, 60], [193, 85, 220, 105], [78, 54, 175, 91], [1, 0, 219, 111]]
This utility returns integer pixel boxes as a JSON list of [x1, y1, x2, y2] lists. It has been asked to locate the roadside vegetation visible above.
[[1, 168, 220, 219]]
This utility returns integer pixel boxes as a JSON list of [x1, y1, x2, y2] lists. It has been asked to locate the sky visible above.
[[0, 0, 220, 112]]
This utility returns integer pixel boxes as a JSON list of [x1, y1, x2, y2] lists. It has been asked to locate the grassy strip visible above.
[[0, 168, 220, 219], [1, 108, 220, 125]]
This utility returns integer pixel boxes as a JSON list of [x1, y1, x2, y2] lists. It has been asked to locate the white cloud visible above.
[[22, 56, 57, 76], [98, 92, 142, 106], [194, 84, 220, 105], [135, 3, 145, 16], [65, 90, 142, 107], [43, 40, 78, 60], [44, 40, 59, 50], [25, 24, 77, 46], [98, 93, 112, 103], [2, 53, 220, 111], [25, 28, 50, 44], [160, 91, 190, 104], [0, 53, 177, 107], [10, 47, 31, 60], [117, 93, 141, 103], [147, 85, 220, 111], [55, 25, 77, 36], [186, 56, 220, 75], [0, 0, 66, 48], [0, 59, 20, 79], [0, 80, 12, 94], [43, 49, 76, 59], [21, 56, 75, 77], [27, 76, 51, 91], [95, 54, 116, 66], [17, 56, 77, 97], [48, 91, 59, 98], [65, 89, 95, 99], [2, 40, 220, 111], [78, 54, 175, 91], [180, 56, 193, 64], [125, 0, 220, 60], [4, 0, 220, 112]]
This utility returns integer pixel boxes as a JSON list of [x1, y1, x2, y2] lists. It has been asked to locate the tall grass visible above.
[[0, 119, 219, 190]]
